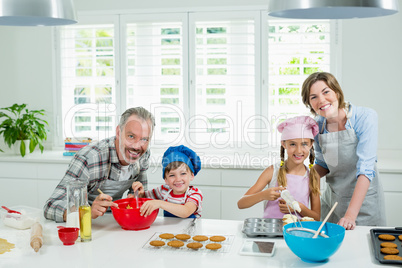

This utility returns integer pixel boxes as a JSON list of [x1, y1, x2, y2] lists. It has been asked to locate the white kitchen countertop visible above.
[[0, 214, 396, 268]]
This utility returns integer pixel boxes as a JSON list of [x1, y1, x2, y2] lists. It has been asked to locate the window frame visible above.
[[54, 9, 341, 154]]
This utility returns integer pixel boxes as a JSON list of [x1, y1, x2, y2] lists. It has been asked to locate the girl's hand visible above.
[[139, 200, 161, 217], [263, 186, 285, 201], [278, 199, 298, 214]]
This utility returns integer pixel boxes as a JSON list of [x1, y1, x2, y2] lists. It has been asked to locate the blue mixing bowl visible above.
[[283, 221, 345, 262]]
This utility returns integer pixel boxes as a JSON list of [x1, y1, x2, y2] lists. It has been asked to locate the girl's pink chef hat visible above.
[[277, 116, 319, 141]]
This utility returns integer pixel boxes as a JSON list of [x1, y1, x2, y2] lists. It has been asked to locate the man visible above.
[[44, 107, 155, 222]]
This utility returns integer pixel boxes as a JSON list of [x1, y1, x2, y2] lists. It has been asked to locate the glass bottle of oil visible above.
[[79, 186, 92, 242]]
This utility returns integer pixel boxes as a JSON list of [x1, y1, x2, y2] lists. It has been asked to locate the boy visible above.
[[131, 145, 202, 218]]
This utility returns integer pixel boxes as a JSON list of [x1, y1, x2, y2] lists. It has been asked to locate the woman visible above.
[[301, 72, 386, 230]]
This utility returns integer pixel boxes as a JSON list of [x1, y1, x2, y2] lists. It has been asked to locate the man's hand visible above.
[[91, 192, 118, 219]]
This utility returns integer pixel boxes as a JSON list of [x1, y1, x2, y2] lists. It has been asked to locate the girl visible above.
[[132, 145, 202, 218], [237, 116, 321, 220]]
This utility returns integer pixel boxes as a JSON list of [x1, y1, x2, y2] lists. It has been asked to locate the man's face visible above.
[[116, 115, 152, 166]]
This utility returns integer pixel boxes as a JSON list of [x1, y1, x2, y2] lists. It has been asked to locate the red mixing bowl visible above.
[[111, 198, 159, 230]]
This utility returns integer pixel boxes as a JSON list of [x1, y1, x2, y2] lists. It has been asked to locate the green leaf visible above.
[[20, 140, 26, 157], [29, 139, 36, 153]]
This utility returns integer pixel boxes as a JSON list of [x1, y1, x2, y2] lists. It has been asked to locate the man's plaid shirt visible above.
[[43, 137, 150, 222]]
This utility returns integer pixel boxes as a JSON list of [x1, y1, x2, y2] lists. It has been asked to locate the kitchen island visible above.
[[0, 215, 394, 267]]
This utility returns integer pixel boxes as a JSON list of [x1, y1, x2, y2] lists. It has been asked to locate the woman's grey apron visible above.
[[87, 161, 140, 207], [319, 114, 386, 226]]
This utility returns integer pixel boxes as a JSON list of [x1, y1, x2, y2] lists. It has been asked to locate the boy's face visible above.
[[164, 163, 194, 195]]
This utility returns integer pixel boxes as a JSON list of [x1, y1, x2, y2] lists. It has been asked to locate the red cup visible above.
[[58, 227, 79, 245]]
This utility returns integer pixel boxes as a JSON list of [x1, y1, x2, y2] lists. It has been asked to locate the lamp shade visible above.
[[268, 0, 399, 19], [0, 0, 77, 26]]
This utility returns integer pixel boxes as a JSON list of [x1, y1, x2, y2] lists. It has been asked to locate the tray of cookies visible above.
[[242, 218, 283, 237], [143, 232, 234, 253], [370, 227, 402, 264]]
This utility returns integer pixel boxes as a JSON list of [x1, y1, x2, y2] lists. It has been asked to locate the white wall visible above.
[[341, 13, 402, 151], [0, 0, 401, 151]]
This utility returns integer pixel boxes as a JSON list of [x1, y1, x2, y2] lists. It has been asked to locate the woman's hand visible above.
[[338, 216, 356, 230]]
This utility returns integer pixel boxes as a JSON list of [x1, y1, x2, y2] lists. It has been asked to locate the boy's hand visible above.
[[139, 200, 161, 217], [263, 186, 285, 201], [129, 181, 145, 198]]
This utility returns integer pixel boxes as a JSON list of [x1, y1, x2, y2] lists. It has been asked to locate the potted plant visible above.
[[0, 103, 49, 157]]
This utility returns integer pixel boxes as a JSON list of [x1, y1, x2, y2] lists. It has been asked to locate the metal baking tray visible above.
[[370, 227, 402, 265], [242, 218, 283, 237]]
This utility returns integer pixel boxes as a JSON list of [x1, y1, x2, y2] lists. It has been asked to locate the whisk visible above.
[[182, 218, 197, 235], [282, 190, 329, 238]]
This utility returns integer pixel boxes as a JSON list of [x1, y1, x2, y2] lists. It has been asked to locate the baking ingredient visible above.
[[66, 211, 80, 228], [254, 241, 274, 253], [3, 212, 37, 230], [79, 205, 92, 242], [30, 222, 43, 252], [280, 190, 301, 212], [0, 238, 15, 254], [283, 214, 298, 225]]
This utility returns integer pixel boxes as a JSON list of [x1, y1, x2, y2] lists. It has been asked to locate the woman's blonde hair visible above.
[[277, 141, 320, 196], [301, 72, 346, 116]]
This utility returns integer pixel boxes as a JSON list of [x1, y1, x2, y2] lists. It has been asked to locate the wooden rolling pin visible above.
[[30, 222, 43, 252]]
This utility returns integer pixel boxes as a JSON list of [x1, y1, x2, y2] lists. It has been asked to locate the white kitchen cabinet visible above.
[[0, 177, 38, 207], [0, 162, 68, 209], [381, 172, 402, 227], [220, 169, 265, 220], [0, 152, 401, 225], [221, 187, 264, 220]]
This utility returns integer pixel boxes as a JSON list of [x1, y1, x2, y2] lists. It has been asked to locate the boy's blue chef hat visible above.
[[162, 145, 201, 179]]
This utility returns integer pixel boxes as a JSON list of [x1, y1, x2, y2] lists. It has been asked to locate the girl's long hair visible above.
[[277, 142, 320, 196], [309, 146, 320, 196]]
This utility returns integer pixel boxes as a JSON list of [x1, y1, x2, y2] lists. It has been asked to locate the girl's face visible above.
[[282, 139, 313, 165], [309, 80, 339, 119], [164, 163, 194, 195]]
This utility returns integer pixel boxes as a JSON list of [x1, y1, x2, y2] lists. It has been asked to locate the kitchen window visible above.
[[56, 11, 335, 153]]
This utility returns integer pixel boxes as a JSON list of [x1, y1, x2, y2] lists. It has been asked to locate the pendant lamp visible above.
[[268, 0, 399, 19], [0, 0, 77, 26]]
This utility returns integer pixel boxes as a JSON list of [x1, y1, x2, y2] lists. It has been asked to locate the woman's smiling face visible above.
[[309, 80, 339, 119]]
